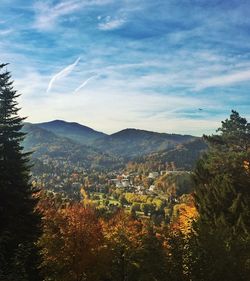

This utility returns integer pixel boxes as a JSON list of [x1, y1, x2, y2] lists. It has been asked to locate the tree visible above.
[[164, 228, 190, 281], [140, 203, 154, 216], [101, 211, 144, 281], [171, 195, 198, 236], [0, 63, 41, 280], [38, 194, 105, 281], [138, 223, 167, 281], [194, 110, 250, 235], [119, 194, 128, 206], [190, 110, 250, 281]]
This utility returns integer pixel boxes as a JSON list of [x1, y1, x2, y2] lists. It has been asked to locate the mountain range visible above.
[[22, 120, 206, 170]]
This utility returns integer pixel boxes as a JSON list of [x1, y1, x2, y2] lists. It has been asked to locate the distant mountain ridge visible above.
[[35, 120, 106, 145], [22, 123, 121, 170], [22, 120, 205, 170], [110, 128, 194, 140], [95, 128, 196, 158]]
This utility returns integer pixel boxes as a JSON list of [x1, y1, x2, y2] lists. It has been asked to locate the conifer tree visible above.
[[190, 110, 250, 281], [194, 110, 250, 235], [138, 224, 167, 281], [0, 63, 41, 280]]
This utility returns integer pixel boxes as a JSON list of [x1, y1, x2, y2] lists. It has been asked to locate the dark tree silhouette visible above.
[[190, 110, 250, 281], [0, 63, 41, 280]]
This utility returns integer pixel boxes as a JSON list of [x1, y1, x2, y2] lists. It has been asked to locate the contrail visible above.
[[46, 57, 81, 92], [74, 75, 98, 93]]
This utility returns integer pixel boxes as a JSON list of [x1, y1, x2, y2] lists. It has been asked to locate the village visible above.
[[31, 155, 193, 224]]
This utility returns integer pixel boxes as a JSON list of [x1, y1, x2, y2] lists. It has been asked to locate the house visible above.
[[149, 185, 155, 192], [122, 179, 130, 187], [72, 182, 81, 189], [148, 172, 159, 179]]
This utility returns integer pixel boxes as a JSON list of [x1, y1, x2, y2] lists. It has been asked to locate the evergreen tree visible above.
[[138, 224, 167, 281], [0, 63, 41, 280], [166, 230, 190, 281], [190, 110, 250, 281]]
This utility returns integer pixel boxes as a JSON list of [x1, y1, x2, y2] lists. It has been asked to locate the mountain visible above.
[[136, 138, 207, 170], [22, 123, 122, 170], [22, 120, 205, 170], [35, 120, 106, 145], [94, 128, 197, 158]]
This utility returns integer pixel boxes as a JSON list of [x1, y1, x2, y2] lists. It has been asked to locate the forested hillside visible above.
[[22, 123, 123, 170], [135, 138, 207, 170], [94, 128, 196, 158], [22, 122, 205, 171]]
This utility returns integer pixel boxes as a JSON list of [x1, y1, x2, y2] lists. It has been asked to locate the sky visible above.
[[0, 0, 250, 135]]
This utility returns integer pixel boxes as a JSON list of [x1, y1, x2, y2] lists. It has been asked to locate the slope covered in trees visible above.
[[134, 138, 207, 171], [22, 123, 123, 170], [94, 128, 197, 158], [23, 122, 205, 171]]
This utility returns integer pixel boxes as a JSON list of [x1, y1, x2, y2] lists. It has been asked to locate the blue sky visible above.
[[0, 0, 250, 135]]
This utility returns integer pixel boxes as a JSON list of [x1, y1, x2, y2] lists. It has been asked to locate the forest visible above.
[[0, 63, 250, 281]]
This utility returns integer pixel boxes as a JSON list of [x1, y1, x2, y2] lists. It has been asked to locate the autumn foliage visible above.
[[171, 194, 198, 235], [38, 194, 105, 281], [37, 193, 174, 281]]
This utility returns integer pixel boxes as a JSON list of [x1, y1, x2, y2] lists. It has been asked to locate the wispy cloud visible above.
[[46, 57, 81, 93], [0, 29, 13, 36], [0, 13, 24, 25], [74, 75, 98, 93], [98, 17, 126, 31], [33, 0, 114, 30], [197, 69, 250, 90], [33, 0, 82, 30]]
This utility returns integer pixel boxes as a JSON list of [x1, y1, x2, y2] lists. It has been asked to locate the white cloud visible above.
[[196, 69, 250, 90], [46, 57, 81, 93]]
